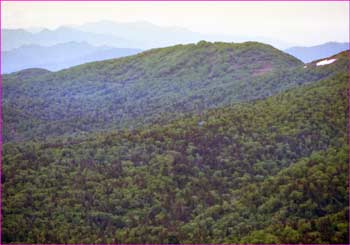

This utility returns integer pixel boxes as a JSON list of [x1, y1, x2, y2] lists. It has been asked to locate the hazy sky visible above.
[[2, 1, 349, 46]]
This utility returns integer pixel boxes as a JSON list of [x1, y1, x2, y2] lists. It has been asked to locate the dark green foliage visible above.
[[3, 73, 348, 243], [2, 41, 320, 142]]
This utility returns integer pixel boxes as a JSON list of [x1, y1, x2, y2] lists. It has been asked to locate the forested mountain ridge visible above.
[[3, 42, 348, 142], [2, 72, 348, 243]]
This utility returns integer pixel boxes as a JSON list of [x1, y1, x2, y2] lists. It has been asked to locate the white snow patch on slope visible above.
[[316, 58, 337, 66]]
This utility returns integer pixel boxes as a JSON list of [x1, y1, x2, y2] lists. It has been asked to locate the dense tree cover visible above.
[[2, 73, 348, 243], [4, 42, 347, 142]]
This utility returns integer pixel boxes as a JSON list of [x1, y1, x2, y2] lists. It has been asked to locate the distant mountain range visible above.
[[76, 20, 294, 50], [284, 42, 349, 63], [2, 21, 347, 73], [2, 27, 133, 51], [3, 21, 294, 51], [2, 42, 141, 73], [2, 21, 295, 73]]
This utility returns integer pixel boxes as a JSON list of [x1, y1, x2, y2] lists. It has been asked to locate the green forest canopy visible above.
[[2, 71, 348, 243]]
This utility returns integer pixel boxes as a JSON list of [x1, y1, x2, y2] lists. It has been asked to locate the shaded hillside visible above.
[[2, 72, 348, 243], [3, 43, 348, 142]]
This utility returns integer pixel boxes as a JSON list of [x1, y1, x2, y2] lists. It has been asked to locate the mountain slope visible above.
[[3, 42, 348, 142], [2, 42, 142, 73], [3, 41, 301, 142], [2, 72, 348, 243], [284, 42, 349, 63]]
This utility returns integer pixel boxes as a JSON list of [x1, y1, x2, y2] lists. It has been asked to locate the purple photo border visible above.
[[1, 1, 3, 244], [0, 0, 348, 1], [0, 0, 349, 245]]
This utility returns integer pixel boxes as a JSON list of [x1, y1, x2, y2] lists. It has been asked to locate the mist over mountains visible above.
[[2, 42, 141, 73], [2, 27, 131, 51], [75, 20, 295, 50], [3, 20, 294, 51], [2, 20, 347, 74], [284, 42, 349, 63]]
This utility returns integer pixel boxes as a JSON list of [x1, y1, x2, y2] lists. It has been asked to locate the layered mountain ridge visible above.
[[2, 39, 349, 244]]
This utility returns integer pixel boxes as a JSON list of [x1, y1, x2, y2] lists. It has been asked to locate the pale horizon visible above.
[[2, 1, 349, 47]]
